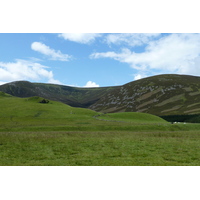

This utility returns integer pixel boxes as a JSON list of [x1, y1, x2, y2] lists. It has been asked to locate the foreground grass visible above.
[[97, 112, 167, 123], [0, 130, 200, 166], [1, 94, 200, 166]]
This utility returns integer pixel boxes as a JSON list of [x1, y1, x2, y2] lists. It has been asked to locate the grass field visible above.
[[1, 131, 200, 166], [97, 112, 168, 123], [1, 93, 200, 166]]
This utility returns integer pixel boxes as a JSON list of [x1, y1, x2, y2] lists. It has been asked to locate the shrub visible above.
[[39, 99, 49, 104]]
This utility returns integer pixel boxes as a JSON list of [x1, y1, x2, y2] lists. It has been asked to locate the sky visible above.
[[1, 33, 200, 87]]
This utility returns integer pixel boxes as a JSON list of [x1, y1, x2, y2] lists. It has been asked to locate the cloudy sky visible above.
[[1, 33, 200, 87]]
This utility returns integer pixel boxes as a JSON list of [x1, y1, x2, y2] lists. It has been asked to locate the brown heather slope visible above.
[[89, 74, 200, 116]]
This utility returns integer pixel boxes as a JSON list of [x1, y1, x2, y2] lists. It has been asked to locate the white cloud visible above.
[[84, 81, 99, 87], [58, 33, 102, 44], [48, 78, 62, 85], [134, 73, 147, 81], [31, 42, 72, 61], [91, 33, 200, 77], [105, 33, 161, 47], [0, 59, 61, 85], [0, 81, 6, 85]]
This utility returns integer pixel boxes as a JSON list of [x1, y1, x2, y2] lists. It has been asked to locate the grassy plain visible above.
[[1, 93, 200, 166], [1, 131, 200, 166]]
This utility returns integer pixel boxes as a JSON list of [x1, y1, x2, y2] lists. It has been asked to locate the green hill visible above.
[[0, 91, 12, 97], [0, 92, 171, 132], [0, 93, 99, 131], [0, 94, 97, 118], [97, 112, 167, 123]]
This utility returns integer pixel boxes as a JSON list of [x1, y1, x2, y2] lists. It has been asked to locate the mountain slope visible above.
[[89, 74, 200, 115], [0, 81, 116, 108], [1, 74, 200, 116]]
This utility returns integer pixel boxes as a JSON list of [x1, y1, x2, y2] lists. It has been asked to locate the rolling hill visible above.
[[1, 74, 200, 116], [0, 81, 116, 108], [0, 92, 169, 132], [90, 74, 200, 116]]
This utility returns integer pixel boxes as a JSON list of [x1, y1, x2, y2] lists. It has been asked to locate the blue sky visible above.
[[1, 33, 200, 87]]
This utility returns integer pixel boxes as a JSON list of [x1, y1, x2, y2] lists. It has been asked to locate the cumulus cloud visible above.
[[0, 59, 61, 84], [58, 33, 102, 44], [134, 73, 148, 81], [84, 81, 99, 87], [91, 33, 200, 77], [0, 81, 6, 85], [31, 42, 72, 61], [105, 33, 161, 47]]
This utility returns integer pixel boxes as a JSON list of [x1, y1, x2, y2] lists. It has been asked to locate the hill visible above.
[[90, 74, 200, 116], [0, 93, 99, 130], [0, 93, 170, 132], [97, 112, 167, 123], [1, 74, 200, 116], [0, 81, 116, 108]]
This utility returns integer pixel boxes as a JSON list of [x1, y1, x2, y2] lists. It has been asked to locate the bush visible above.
[[39, 99, 49, 104], [160, 114, 200, 123]]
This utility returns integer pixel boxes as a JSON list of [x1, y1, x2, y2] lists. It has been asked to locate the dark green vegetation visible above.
[[1, 74, 200, 119], [1, 92, 200, 166], [161, 114, 200, 123]]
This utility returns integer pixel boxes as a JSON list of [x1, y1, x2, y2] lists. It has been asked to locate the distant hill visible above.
[[0, 81, 116, 108], [1, 74, 200, 116]]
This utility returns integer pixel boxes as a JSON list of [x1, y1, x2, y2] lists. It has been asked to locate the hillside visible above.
[[0, 92, 170, 132], [0, 81, 116, 108], [97, 112, 167, 123], [0, 94, 97, 119], [1, 74, 200, 116], [0, 92, 105, 132], [89, 74, 200, 116]]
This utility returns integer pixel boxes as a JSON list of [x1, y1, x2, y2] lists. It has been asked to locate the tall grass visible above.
[[1, 131, 200, 166]]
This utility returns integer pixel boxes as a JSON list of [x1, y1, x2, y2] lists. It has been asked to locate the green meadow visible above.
[[1, 92, 200, 166]]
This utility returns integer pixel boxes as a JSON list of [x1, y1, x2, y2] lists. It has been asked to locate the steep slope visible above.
[[0, 81, 116, 108], [89, 74, 200, 115]]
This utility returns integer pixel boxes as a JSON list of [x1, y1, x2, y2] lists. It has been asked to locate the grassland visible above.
[[1, 92, 200, 166], [1, 131, 200, 166], [97, 112, 167, 123]]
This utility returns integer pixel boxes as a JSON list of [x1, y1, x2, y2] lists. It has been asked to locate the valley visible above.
[[1, 74, 200, 118]]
